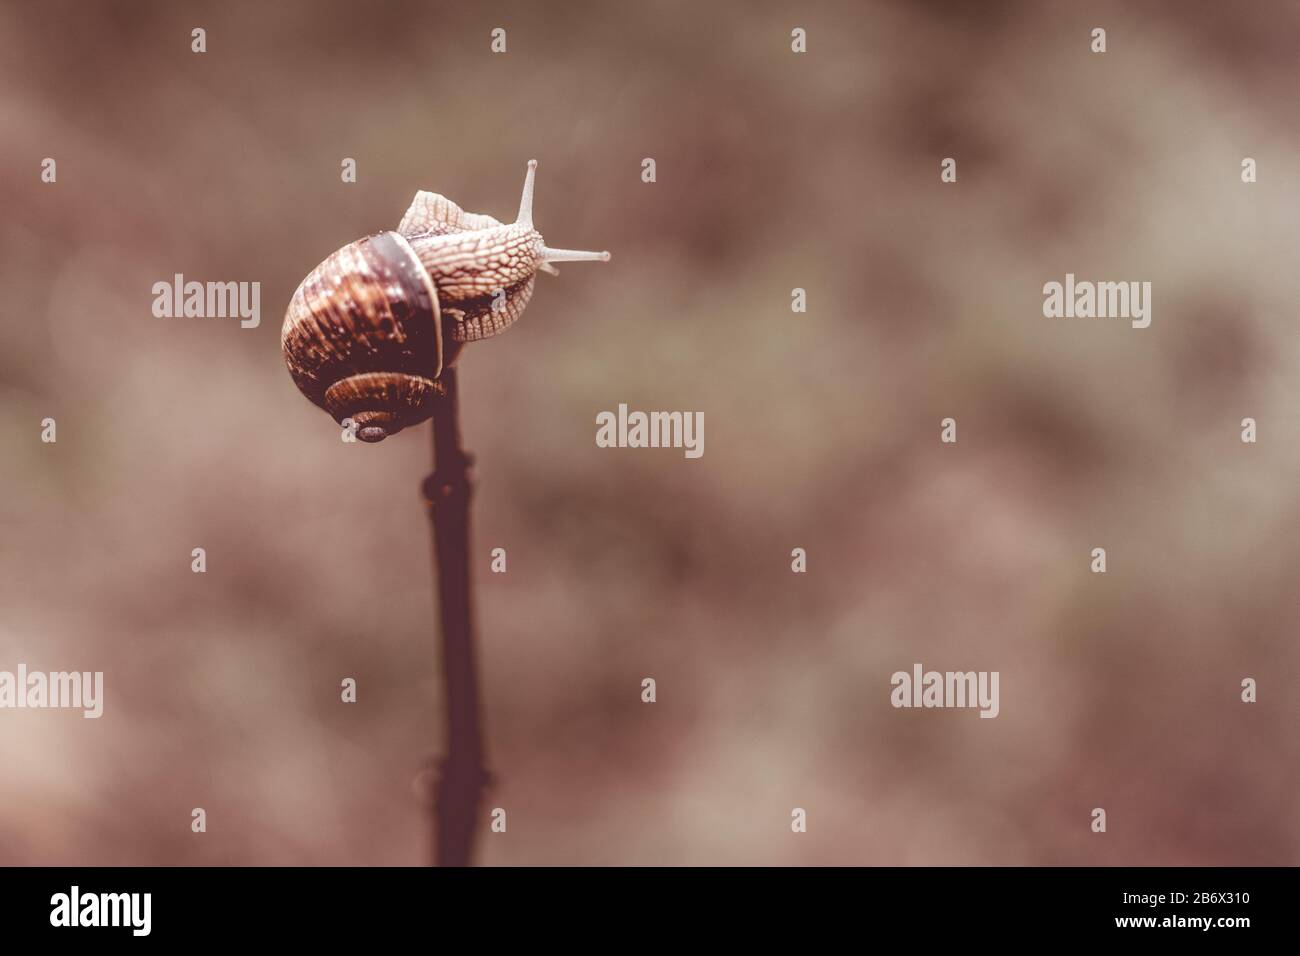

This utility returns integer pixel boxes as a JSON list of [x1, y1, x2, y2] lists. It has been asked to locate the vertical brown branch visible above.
[[422, 366, 489, 866]]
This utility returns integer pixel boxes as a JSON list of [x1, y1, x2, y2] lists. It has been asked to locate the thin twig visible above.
[[421, 366, 489, 866]]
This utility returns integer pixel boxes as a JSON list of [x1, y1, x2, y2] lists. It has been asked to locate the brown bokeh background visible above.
[[1, 0, 1298, 865]]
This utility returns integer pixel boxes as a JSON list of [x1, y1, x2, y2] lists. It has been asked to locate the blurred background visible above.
[[1, 0, 1298, 865]]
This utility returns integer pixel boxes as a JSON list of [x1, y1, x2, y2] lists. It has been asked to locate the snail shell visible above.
[[282, 231, 443, 443], [281, 161, 609, 442]]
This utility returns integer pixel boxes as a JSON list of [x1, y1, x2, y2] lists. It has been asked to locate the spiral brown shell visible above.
[[281, 231, 444, 442]]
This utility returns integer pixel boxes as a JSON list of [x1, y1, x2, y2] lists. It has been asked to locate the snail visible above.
[[281, 160, 610, 442]]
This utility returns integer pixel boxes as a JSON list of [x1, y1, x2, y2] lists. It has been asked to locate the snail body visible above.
[[282, 161, 609, 442]]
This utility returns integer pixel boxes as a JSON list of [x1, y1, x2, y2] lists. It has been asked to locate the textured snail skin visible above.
[[281, 161, 609, 442], [406, 224, 539, 343]]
